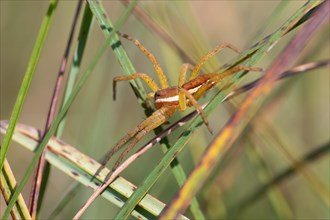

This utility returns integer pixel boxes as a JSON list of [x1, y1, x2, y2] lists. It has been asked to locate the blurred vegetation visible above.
[[1, 1, 329, 219]]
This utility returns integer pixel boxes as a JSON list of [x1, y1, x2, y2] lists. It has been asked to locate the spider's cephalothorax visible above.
[[154, 74, 217, 109], [96, 32, 262, 178]]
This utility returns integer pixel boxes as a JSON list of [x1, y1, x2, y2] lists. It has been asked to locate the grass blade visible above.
[[79, 1, 205, 219], [113, 1, 322, 219], [29, 2, 84, 218], [87, 0, 146, 100], [1, 159, 31, 219], [0, 0, 58, 172], [57, 4, 93, 136], [46, 4, 94, 217], [2, 16, 124, 220], [0, 121, 189, 220], [235, 141, 330, 214], [160, 1, 327, 218]]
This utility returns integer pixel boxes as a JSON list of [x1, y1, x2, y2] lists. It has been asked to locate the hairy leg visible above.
[[189, 43, 241, 80], [118, 32, 169, 89], [193, 66, 263, 101], [113, 73, 159, 100], [178, 63, 194, 112], [178, 87, 212, 134], [95, 106, 176, 178]]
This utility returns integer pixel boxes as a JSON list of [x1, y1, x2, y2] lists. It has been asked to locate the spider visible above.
[[95, 32, 262, 178]]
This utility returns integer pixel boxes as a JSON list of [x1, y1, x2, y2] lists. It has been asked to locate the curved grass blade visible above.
[[0, 121, 188, 220], [112, 1, 323, 219], [0, 0, 58, 172], [160, 1, 328, 218]]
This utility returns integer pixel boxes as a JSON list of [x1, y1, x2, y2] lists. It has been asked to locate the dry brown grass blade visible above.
[[28, 2, 84, 218], [159, 1, 329, 219], [224, 60, 330, 101]]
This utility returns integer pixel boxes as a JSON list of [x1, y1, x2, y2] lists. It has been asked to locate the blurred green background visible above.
[[1, 1, 329, 219]]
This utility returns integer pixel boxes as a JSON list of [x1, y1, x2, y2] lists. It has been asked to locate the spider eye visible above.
[[155, 92, 161, 97]]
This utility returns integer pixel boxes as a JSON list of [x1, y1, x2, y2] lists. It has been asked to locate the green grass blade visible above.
[[2, 38, 105, 220], [247, 0, 291, 42], [88, 2, 205, 218], [57, 3, 94, 137], [1, 159, 31, 219], [0, 0, 58, 172], [0, 121, 189, 219], [113, 1, 321, 218], [262, 121, 330, 207], [1, 8, 133, 217], [46, 5, 93, 217], [245, 141, 293, 218], [235, 141, 330, 214], [160, 1, 326, 218], [87, 0, 146, 100]]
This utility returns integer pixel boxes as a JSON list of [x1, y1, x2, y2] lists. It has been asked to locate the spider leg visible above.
[[177, 63, 215, 134], [95, 106, 176, 178], [178, 63, 194, 112], [118, 32, 169, 89], [193, 66, 263, 101], [215, 66, 263, 81], [178, 87, 213, 134], [113, 73, 159, 100], [178, 63, 194, 86], [189, 43, 242, 80], [94, 123, 144, 178], [145, 92, 156, 108]]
